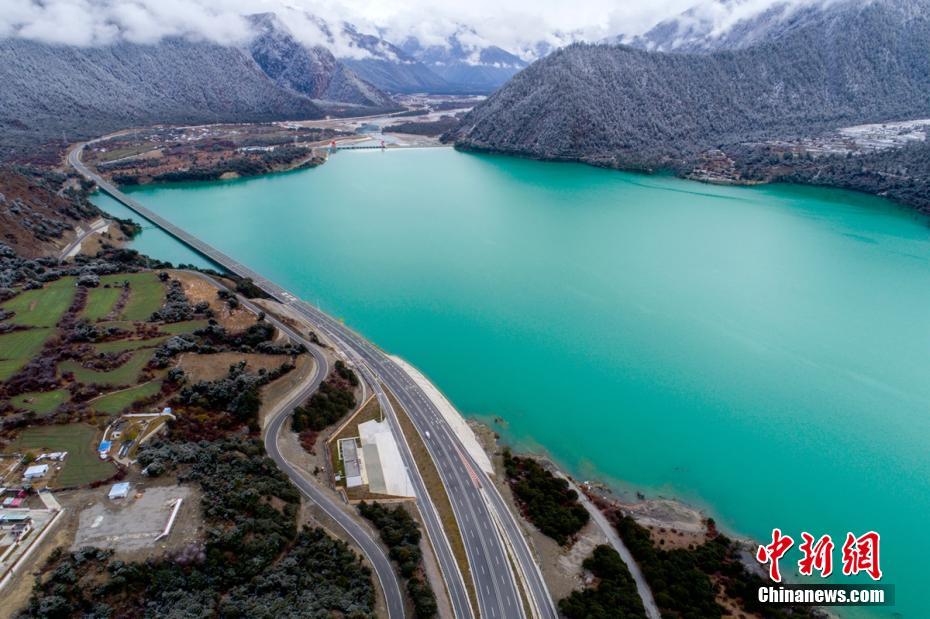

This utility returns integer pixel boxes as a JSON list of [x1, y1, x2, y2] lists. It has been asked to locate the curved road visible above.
[[59, 217, 108, 261], [70, 143, 558, 619], [187, 272, 406, 619], [263, 358, 407, 619], [291, 301, 555, 619]]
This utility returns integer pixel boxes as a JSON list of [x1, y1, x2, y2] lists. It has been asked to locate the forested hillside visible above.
[[0, 37, 324, 162], [621, 0, 835, 53], [339, 26, 454, 94], [454, 0, 930, 168], [733, 138, 930, 212], [0, 12, 402, 163], [246, 13, 397, 109]]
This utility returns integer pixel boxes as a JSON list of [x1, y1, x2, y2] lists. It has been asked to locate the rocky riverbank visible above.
[[466, 419, 826, 619]]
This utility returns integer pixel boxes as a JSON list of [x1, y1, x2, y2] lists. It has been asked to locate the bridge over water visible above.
[[67, 142, 559, 619]]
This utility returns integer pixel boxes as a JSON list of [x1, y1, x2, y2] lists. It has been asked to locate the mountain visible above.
[[452, 0, 930, 170], [619, 0, 846, 53], [0, 12, 402, 161], [0, 36, 323, 162], [399, 31, 529, 94], [338, 26, 529, 94], [338, 25, 452, 94], [246, 13, 396, 109]]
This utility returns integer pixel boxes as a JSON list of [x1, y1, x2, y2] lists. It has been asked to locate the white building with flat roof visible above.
[[358, 420, 414, 497], [22, 464, 48, 480], [338, 439, 363, 488], [108, 482, 131, 500]]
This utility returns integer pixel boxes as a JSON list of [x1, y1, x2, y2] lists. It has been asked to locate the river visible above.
[[93, 147, 930, 618]]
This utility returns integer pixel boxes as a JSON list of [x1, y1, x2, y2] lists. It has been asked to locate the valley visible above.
[[85, 147, 930, 619], [2, 0, 928, 617], [74, 95, 478, 189]]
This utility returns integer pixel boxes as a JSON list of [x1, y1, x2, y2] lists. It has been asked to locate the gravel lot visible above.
[[72, 485, 193, 553]]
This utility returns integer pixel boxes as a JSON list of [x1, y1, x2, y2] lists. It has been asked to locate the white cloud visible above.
[[10, 0, 116, 46], [269, 7, 373, 59], [2, 0, 254, 46], [0, 0, 837, 53], [678, 0, 827, 39]]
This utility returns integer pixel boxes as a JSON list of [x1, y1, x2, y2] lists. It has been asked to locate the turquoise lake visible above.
[[93, 147, 930, 617]]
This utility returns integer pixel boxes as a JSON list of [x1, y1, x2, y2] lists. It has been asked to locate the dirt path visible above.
[[557, 472, 662, 619]]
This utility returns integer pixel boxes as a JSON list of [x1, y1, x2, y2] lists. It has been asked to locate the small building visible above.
[[22, 464, 48, 480], [338, 438, 363, 488], [0, 511, 31, 526], [358, 419, 414, 497], [108, 482, 130, 500], [98, 440, 112, 459]]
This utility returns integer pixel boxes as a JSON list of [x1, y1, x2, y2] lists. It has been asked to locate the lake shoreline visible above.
[[451, 141, 930, 216], [392, 354, 764, 575], [92, 122, 924, 221], [392, 353, 740, 539], [94, 147, 927, 617]]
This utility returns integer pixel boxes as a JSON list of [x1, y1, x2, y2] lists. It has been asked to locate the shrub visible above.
[[503, 450, 589, 545], [291, 369, 357, 432], [359, 502, 436, 618], [20, 439, 374, 618], [559, 545, 646, 619]]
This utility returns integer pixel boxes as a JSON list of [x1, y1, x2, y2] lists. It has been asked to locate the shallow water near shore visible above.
[[94, 148, 930, 617]]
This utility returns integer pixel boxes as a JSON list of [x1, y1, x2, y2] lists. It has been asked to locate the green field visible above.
[[13, 423, 114, 487], [10, 389, 70, 414], [0, 328, 52, 381], [90, 380, 162, 415], [93, 335, 168, 354], [1, 277, 76, 327], [159, 319, 209, 335], [82, 286, 123, 321], [60, 349, 152, 386], [100, 273, 164, 321]]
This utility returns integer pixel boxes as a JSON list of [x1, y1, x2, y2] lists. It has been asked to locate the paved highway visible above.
[[287, 302, 554, 619], [69, 143, 558, 619], [58, 217, 108, 260], [183, 272, 406, 619]]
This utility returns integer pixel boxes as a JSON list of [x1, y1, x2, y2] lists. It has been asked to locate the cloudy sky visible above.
[[0, 0, 821, 56]]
